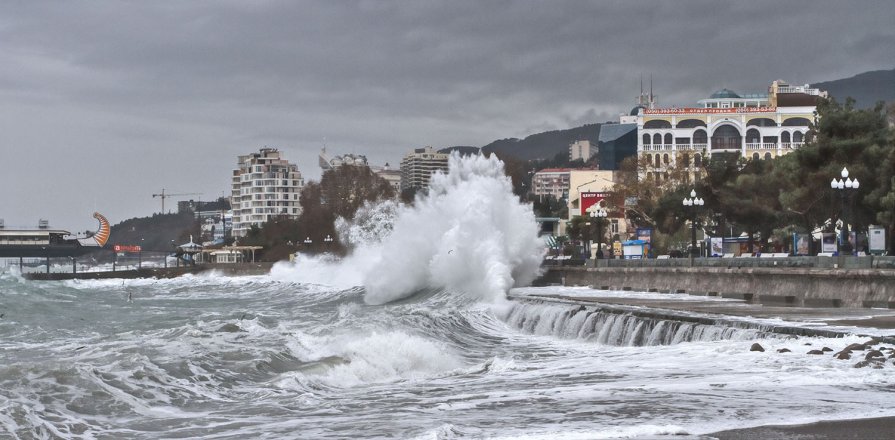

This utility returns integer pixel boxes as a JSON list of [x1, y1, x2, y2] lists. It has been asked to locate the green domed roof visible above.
[[710, 88, 741, 99]]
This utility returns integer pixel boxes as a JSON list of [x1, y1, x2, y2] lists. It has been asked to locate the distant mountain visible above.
[[438, 146, 481, 156], [813, 68, 895, 108], [481, 123, 601, 161]]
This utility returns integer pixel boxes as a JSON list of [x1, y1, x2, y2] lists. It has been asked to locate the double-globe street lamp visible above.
[[682, 189, 705, 258], [830, 167, 860, 256], [589, 205, 608, 259]]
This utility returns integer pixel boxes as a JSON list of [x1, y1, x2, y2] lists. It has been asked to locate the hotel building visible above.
[[231, 148, 304, 237], [399, 146, 449, 192], [637, 80, 827, 181]]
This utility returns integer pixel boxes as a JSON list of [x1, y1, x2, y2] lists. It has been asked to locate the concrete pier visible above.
[[22, 262, 275, 281]]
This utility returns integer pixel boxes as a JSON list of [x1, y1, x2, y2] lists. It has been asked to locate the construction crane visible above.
[[152, 189, 202, 214]]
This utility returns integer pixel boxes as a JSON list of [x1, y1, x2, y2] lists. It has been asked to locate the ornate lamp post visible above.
[[303, 236, 313, 252], [324, 234, 334, 251], [830, 167, 859, 256], [682, 189, 705, 259], [589, 205, 608, 259]]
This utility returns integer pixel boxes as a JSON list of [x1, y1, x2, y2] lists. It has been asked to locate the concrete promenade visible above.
[[538, 258, 895, 308]]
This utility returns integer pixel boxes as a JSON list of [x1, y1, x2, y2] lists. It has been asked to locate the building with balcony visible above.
[[531, 168, 571, 200], [399, 146, 449, 192], [230, 148, 304, 237], [637, 80, 827, 181]]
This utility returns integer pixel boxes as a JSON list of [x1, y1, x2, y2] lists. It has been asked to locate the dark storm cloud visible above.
[[0, 0, 892, 231]]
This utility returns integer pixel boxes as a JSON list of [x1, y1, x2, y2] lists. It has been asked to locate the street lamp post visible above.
[[324, 234, 333, 252], [682, 189, 705, 261], [303, 237, 313, 252], [830, 167, 860, 256], [589, 206, 608, 259]]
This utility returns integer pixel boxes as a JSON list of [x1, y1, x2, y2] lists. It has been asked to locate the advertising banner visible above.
[[580, 192, 608, 216], [636, 228, 653, 243], [821, 233, 837, 253], [709, 237, 723, 257], [113, 245, 142, 252], [792, 233, 810, 256], [869, 226, 886, 255]]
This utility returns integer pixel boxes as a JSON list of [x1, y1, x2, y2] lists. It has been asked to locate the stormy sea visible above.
[[2, 155, 894, 439]]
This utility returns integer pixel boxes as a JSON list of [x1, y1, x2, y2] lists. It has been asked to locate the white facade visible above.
[[399, 146, 449, 192], [637, 80, 825, 181], [231, 148, 304, 237]]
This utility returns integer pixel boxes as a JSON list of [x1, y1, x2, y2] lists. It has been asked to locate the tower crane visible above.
[[152, 189, 202, 214]]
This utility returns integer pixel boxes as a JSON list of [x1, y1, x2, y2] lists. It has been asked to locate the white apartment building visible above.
[[569, 140, 597, 162], [231, 148, 304, 237], [399, 146, 449, 192], [531, 168, 571, 200], [637, 80, 826, 181]]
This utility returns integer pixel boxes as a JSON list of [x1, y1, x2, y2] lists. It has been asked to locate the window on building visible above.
[[643, 134, 651, 144], [664, 133, 672, 145]]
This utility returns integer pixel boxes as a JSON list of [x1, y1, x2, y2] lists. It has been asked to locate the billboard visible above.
[[792, 233, 810, 256], [821, 233, 837, 253], [636, 228, 653, 243], [113, 245, 142, 252], [709, 237, 724, 257], [869, 226, 886, 255], [580, 192, 608, 216]]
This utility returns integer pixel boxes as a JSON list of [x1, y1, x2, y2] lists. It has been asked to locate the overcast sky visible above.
[[1, 0, 893, 233]]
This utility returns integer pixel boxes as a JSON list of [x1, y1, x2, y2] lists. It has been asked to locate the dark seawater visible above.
[[2, 270, 894, 439]]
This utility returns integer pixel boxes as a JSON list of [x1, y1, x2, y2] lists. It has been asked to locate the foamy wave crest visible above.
[[335, 199, 399, 247], [358, 153, 543, 304]]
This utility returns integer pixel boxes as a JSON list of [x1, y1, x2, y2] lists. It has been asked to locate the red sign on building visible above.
[[580, 192, 609, 216], [113, 245, 142, 252]]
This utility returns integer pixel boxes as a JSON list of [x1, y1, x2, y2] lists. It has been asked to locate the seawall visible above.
[[537, 266, 895, 308], [23, 262, 276, 281]]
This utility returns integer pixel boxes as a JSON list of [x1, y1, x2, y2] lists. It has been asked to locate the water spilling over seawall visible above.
[[501, 294, 885, 345]]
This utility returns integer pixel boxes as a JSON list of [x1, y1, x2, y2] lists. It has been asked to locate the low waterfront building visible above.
[[637, 80, 826, 181], [399, 146, 449, 192], [231, 148, 304, 238]]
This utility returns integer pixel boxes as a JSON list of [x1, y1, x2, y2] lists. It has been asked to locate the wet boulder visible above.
[[217, 323, 245, 333], [777, 348, 791, 353], [865, 350, 884, 360], [750, 343, 765, 352], [821, 347, 833, 352], [835, 351, 852, 360], [807, 349, 824, 355], [844, 343, 867, 351]]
